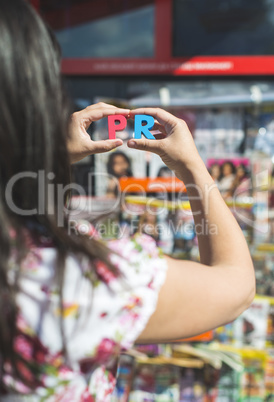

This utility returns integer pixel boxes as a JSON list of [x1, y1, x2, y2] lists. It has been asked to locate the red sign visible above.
[[62, 56, 274, 76]]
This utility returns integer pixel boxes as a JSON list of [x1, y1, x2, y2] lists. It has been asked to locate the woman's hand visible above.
[[67, 102, 130, 164], [127, 108, 201, 181]]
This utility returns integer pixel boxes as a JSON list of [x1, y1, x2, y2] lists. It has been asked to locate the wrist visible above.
[[174, 155, 208, 183]]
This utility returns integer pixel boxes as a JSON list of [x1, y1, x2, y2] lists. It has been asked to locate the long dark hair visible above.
[[107, 151, 133, 177], [220, 161, 236, 178], [0, 0, 118, 389]]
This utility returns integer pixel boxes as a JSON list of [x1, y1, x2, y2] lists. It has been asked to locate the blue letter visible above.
[[134, 115, 155, 140]]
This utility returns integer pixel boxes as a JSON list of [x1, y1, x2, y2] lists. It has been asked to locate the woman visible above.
[[0, 1, 255, 400], [228, 163, 251, 198], [137, 210, 159, 241], [208, 163, 221, 187], [106, 151, 133, 197], [218, 161, 236, 198], [157, 166, 173, 178], [107, 151, 133, 179]]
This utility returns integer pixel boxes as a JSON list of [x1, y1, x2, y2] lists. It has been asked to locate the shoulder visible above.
[[108, 234, 166, 287]]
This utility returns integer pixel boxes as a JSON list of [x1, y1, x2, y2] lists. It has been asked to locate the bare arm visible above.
[[126, 108, 255, 342]]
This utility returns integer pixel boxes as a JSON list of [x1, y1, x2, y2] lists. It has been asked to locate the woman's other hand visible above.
[[67, 102, 130, 164], [127, 108, 201, 181]]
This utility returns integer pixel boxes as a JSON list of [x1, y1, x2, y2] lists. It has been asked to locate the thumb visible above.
[[90, 139, 123, 154], [127, 138, 161, 155]]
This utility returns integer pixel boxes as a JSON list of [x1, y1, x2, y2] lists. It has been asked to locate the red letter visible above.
[[108, 115, 127, 140]]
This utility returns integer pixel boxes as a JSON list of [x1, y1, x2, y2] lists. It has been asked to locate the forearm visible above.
[[176, 157, 253, 270]]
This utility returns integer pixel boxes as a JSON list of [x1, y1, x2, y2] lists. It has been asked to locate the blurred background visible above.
[[30, 1, 274, 400]]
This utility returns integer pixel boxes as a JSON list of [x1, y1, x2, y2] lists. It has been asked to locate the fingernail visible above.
[[128, 140, 136, 148], [115, 140, 122, 146]]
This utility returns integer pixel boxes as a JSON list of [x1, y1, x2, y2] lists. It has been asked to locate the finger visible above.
[[127, 138, 164, 155], [123, 113, 167, 135], [82, 107, 130, 119], [152, 132, 167, 140], [86, 102, 128, 111], [72, 102, 130, 126], [79, 107, 130, 128], [152, 121, 167, 135], [85, 102, 129, 116], [129, 108, 177, 129], [89, 139, 123, 154], [125, 115, 167, 136], [84, 102, 124, 113], [86, 102, 117, 110]]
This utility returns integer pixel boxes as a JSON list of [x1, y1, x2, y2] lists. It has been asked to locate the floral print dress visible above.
[[3, 232, 167, 401]]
